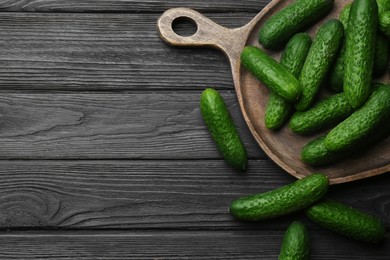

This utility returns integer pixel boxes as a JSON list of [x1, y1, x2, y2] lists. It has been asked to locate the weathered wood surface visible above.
[[0, 160, 387, 230], [0, 230, 388, 259], [0, 12, 254, 91], [0, 0, 387, 259], [0, 0, 267, 12], [0, 91, 263, 159]]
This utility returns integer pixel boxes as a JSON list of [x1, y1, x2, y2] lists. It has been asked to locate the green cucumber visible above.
[[241, 46, 301, 102], [265, 33, 312, 130], [328, 4, 351, 92], [229, 173, 329, 221], [200, 88, 247, 171], [258, 0, 334, 49], [379, 10, 390, 37], [377, 0, 390, 13], [302, 118, 390, 166], [295, 19, 344, 111], [344, 0, 378, 109], [301, 136, 345, 166], [306, 199, 386, 243], [325, 84, 390, 152], [289, 93, 354, 135], [279, 221, 310, 260]]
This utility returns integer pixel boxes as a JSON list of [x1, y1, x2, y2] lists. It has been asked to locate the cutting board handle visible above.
[[157, 8, 252, 68]]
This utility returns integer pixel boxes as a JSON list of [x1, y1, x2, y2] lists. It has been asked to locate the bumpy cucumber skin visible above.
[[258, 0, 334, 49], [265, 93, 293, 130], [279, 33, 313, 78], [301, 136, 346, 166], [279, 221, 310, 260], [229, 173, 329, 221], [200, 88, 247, 171], [329, 4, 351, 92], [295, 19, 344, 111], [241, 46, 301, 102], [344, 0, 378, 109], [377, 0, 390, 13], [306, 199, 385, 243], [379, 10, 390, 36], [265, 33, 312, 130], [374, 33, 389, 77], [290, 93, 354, 135], [325, 84, 390, 152]]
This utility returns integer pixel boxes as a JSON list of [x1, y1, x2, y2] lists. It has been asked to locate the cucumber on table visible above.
[[258, 0, 334, 49], [265, 33, 312, 130], [279, 221, 310, 260], [344, 0, 378, 109], [229, 173, 329, 221], [200, 88, 247, 171], [289, 93, 354, 135], [295, 19, 344, 111], [325, 84, 390, 152], [241, 46, 301, 102], [306, 199, 386, 243]]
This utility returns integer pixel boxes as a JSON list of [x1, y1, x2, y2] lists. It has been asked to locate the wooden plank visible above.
[[0, 91, 263, 159], [0, 12, 255, 90], [0, 230, 388, 259], [0, 0, 268, 12], [0, 160, 387, 229]]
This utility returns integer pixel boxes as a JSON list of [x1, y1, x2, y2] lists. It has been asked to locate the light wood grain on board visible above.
[[0, 12, 257, 91], [0, 160, 387, 229], [0, 91, 263, 159], [0, 0, 268, 12], [0, 230, 388, 259]]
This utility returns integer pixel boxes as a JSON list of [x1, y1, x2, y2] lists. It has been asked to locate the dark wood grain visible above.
[[0, 91, 263, 159], [0, 0, 267, 12], [0, 12, 254, 91], [0, 230, 388, 259], [0, 160, 387, 229]]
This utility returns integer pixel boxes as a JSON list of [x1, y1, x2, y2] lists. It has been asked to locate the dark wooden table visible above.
[[0, 0, 387, 258]]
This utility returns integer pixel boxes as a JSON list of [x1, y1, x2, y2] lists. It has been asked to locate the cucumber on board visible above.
[[229, 173, 329, 221], [265, 33, 312, 130], [306, 199, 386, 243], [325, 84, 390, 152], [295, 19, 344, 111], [258, 0, 334, 49], [328, 3, 351, 92], [344, 0, 378, 109], [241, 46, 301, 102], [200, 88, 247, 171], [279, 221, 310, 260], [289, 93, 354, 135]]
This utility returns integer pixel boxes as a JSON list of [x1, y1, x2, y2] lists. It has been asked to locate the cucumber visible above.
[[301, 136, 345, 166], [295, 19, 344, 111], [229, 173, 329, 221], [302, 117, 390, 166], [279, 221, 310, 260], [265, 33, 312, 130], [200, 88, 247, 171], [344, 0, 378, 109], [258, 0, 334, 49], [325, 84, 390, 152], [377, 0, 390, 13], [279, 33, 313, 78], [241, 46, 301, 102], [379, 10, 390, 37], [306, 199, 386, 243], [289, 93, 354, 135], [328, 4, 351, 92], [373, 33, 389, 77]]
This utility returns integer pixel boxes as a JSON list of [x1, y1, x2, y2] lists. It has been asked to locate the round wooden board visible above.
[[157, 0, 390, 184]]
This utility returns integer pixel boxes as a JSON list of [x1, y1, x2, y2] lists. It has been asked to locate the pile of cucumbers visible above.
[[200, 0, 388, 258]]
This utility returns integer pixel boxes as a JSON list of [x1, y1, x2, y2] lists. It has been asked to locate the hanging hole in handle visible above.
[[171, 17, 198, 37]]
